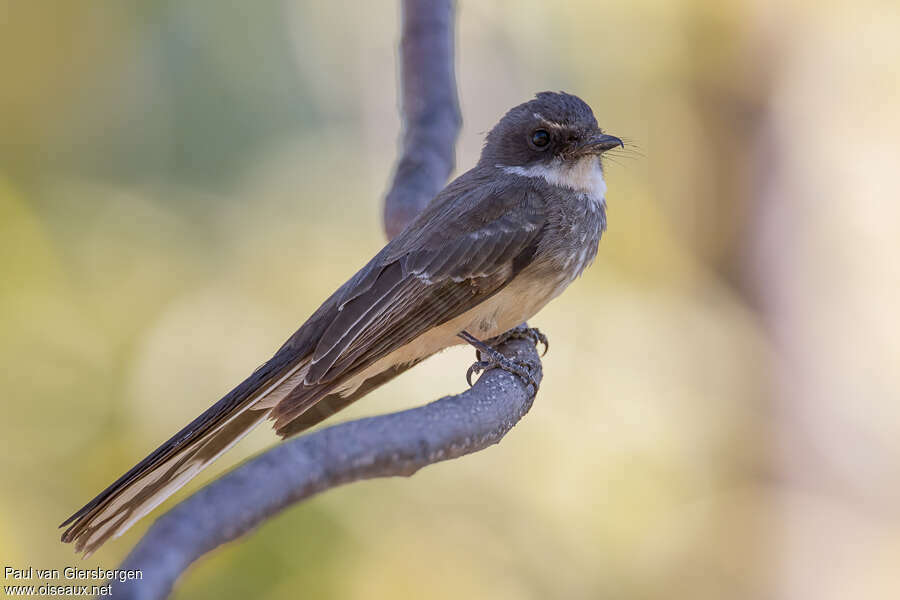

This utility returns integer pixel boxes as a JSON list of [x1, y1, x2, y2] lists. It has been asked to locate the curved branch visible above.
[[109, 1, 543, 597], [111, 339, 540, 600]]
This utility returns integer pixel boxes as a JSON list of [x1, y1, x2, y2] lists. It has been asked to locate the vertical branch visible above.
[[383, 0, 461, 238]]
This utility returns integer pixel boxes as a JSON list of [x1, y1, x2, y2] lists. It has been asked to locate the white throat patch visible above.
[[500, 156, 607, 205]]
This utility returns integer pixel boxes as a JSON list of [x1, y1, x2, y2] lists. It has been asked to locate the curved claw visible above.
[[466, 360, 490, 386], [533, 329, 549, 356], [461, 327, 542, 392], [512, 360, 540, 392]]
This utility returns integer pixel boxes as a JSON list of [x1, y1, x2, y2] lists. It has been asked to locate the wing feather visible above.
[[271, 186, 546, 431]]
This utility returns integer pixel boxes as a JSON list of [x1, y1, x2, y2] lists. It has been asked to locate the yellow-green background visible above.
[[2, 1, 899, 598]]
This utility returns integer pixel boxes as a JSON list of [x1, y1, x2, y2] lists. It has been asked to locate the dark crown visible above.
[[480, 92, 601, 167]]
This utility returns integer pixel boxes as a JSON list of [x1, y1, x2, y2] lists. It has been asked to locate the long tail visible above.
[[59, 355, 309, 556]]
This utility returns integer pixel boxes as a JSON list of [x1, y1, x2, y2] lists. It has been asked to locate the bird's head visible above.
[[480, 92, 622, 193]]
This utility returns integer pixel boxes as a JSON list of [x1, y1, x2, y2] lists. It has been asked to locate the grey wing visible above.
[[271, 188, 546, 431]]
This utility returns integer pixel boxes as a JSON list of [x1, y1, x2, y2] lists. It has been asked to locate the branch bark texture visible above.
[[109, 1, 542, 597]]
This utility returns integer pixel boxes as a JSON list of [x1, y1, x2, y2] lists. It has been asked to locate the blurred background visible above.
[[2, 1, 899, 598]]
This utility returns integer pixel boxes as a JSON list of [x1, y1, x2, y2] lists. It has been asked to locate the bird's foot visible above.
[[465, 354, 540, 391], [487, 324, 549, 356], [458, 329, 541, 392]]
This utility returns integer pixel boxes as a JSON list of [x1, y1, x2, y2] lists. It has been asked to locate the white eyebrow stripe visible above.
[[531, 112, 566, 129]]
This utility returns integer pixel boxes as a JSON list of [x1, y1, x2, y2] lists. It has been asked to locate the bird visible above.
[[60, 91, 623, 555]]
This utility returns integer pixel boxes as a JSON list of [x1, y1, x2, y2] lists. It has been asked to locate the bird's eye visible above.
[[530, 129, 551, 149]]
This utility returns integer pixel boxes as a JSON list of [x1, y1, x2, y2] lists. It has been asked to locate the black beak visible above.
[[580, 133, 624, 154]]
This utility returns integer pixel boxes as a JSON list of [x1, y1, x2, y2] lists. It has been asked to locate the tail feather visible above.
[[60, 358, 308, 556], [59, 281, 430, 554]]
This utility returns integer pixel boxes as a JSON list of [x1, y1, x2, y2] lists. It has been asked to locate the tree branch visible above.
[[383, 0, 461, 238], [109, 1, 543, 597], [111, 340, 540, 600]]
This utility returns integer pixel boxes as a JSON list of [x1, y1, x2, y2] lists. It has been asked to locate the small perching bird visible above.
[[61, 91, 623, 555]]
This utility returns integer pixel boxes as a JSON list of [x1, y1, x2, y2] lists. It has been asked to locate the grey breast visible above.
[[537, 186, 606, 282]]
